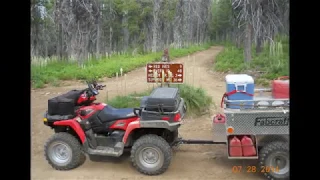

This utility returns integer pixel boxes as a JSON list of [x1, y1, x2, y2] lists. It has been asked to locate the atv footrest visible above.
[[87, 142, 124, 157]]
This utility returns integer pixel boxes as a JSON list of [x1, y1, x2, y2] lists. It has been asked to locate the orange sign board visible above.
[[146, 63, 184, 83]]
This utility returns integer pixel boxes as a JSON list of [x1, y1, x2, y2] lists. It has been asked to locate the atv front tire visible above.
[[44, 132, 85, 170], [259, 141, 289, 180], [131, 134, 172, 175]]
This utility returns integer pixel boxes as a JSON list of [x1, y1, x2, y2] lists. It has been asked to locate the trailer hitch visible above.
[[171, 137, 226, 147]]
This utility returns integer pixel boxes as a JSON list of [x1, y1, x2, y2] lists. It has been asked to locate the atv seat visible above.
[[46, 114, 76, 122], [98, 105, 136, 123]]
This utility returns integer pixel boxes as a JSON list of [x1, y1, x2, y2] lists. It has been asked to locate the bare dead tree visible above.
[[32, 0, 214, 61], [173, 0, 183, 48], [151, 0, 162, 52], [53, 0, 99, 64], [232, 0, 289, 57]]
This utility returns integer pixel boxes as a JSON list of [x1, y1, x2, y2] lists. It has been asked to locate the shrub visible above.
[[107, 84, 213, 116], [214, 37, 289, 86]]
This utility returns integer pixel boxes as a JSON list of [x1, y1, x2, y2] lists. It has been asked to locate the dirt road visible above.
[[31, 46, 264, 180]]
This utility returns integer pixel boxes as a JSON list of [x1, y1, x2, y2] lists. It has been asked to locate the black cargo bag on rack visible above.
[[47, 90, 83, 116], [145, 87, 181, 112], [62, 89, 84, 103]]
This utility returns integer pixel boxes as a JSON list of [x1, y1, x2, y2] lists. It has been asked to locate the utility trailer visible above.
[[173, 88, 290, 180]]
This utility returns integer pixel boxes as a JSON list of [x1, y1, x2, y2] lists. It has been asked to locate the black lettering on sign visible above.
[[254, 117, 289, 126]]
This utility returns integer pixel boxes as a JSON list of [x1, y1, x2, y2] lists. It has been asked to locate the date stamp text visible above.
[[232, 166, 279, 173]]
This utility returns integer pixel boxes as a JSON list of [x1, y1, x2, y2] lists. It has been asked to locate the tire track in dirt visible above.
[[31, 46, 264, 180]]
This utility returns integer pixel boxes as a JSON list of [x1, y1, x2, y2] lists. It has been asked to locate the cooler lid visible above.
[[225, 74, 254, 84]]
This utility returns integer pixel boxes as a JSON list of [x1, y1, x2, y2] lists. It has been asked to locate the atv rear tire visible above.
[[259, 141, 289, 180], [131, 134, 172, 175], [44, 132, 85, 170]]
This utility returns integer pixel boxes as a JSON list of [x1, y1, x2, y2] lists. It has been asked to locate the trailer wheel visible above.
[[131, 134, 172, 175], [44, 132, 85, 170], [259, 141, 289, 180]]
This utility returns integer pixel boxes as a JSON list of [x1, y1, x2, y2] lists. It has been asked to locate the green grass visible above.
[[31, 44, 212, 89], [214, 37, 289, 86], [107, 90, 152, 109], [107, 84, 213, 116]]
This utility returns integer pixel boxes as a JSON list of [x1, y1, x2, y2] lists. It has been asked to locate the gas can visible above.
[[229, 136, 243, 157], [213, 114, 226, 124], [241, 136, 257, 156], [272, 76, 289, 99]]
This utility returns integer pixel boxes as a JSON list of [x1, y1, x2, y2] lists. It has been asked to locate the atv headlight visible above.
[[43, 118, 47, 122]]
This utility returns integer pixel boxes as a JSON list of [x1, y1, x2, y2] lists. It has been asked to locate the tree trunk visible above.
[[57, 23, 63, 60], [152, 0, 161, 52], [109, 27, 113, 56], [244, 23, 252, 62], [196, 19, 200, 44], [215, 31, 218, 41], [236, 36, 241, 48], [235, 31, 241, 48], [256, 36, 263, 54], [96, 11, 101, 59], [108, 0, 113, 56], [122, 11, 129, 51], [152, 18, 158, 52]]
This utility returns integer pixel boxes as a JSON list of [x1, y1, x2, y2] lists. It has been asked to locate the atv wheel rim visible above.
[[138, 147, 163, 169], [48, 142, 72, 166], [266, 152, 289, 176]]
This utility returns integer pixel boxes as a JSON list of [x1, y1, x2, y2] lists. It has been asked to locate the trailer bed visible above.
[[213, 95, 289, 142]]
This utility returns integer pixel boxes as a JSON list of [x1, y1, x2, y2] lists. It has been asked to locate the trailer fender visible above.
[[256, 135, 289, 148]]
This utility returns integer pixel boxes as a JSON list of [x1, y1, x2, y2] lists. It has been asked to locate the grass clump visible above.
[[31, 44, 211, 89], [106, 91, 152, 109], [107, 84, 213, 116], [214, 36, 289, 86]]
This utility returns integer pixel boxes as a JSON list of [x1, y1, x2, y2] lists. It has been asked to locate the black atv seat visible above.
[[97, 105, 136, 123]]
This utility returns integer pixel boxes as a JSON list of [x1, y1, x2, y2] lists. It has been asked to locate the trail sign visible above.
[[146, 63, 184, 84]]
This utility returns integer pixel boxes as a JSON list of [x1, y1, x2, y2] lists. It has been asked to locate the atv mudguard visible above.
[[53, 119, 86, 143], [123, 120, 181, 144]]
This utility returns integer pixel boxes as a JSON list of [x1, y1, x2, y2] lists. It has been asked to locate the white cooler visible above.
[[225, 74, 255, 109]]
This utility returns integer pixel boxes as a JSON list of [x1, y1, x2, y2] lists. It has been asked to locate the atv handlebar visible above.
[[86, 81, 106, 96], [95, 84, 106, 90]]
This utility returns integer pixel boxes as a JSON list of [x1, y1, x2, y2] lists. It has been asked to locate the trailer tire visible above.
[[259, 141, 289, 180], [131, 134, 172, 175]]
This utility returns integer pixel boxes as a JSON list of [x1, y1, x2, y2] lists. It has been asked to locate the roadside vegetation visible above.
[[214, 36, 289, 86], [209, 0, 289, 86], [31, 44, 211, 88], [107, 84, 213, 116]]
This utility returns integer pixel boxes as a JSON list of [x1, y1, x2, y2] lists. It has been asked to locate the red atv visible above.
[[43, 81, 186, 175]]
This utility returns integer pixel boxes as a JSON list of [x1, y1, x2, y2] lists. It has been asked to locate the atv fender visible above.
[[140, 121, 181, 131], [122, 120, 181, 144], [123, 120, 141, 144], [53, 119, 86, 144]]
